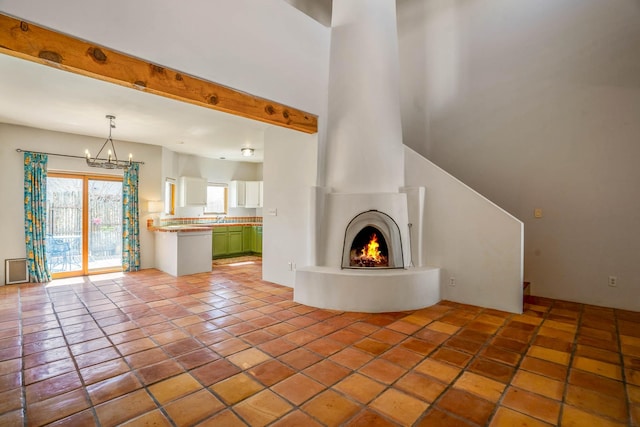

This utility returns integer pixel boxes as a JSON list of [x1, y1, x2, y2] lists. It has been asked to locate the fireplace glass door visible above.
[[342, 210, 404, 269]]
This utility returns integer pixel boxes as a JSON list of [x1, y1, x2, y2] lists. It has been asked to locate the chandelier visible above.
[[85, 115, 133, 169]]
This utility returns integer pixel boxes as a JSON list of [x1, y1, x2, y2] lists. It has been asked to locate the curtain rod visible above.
[[15, 148, 145, 165]]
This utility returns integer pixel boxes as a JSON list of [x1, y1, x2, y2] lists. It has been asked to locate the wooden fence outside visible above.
[[47, 190, 122, 258]]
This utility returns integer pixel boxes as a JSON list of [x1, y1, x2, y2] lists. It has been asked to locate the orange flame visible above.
[[360, 233, 382, 262]]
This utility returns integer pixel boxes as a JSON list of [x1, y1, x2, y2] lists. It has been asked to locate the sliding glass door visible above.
[[47, 173, 123, 277], [46, 176, 82, 275], [88, 178, 123, 271]]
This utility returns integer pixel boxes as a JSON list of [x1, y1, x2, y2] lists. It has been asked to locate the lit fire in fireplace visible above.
[[362, 233, 382, 261], [350, 233, 389, 267]]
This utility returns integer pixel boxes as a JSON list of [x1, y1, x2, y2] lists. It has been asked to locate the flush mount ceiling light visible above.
[[241, 147, 255, 157], [85, 115, 133, 169]]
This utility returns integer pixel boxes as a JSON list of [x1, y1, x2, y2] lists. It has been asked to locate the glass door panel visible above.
[[47, 173, 123, 277], [88, 179, 123, 271], [46, 176, 83, 274]]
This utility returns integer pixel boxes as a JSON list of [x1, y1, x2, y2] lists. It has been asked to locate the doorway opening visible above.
[[46, 172, 123, 278]]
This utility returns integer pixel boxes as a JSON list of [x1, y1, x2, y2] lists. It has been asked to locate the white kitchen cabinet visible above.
[[229, 180, 246, 208], [179, 176, 207, 207], [245, 181, 262, 208], [155, 230, 212, 276], [229, 180, 263, 208]]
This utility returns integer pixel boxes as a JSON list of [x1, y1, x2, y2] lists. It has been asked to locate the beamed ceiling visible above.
[[0, 3, 326, 162]]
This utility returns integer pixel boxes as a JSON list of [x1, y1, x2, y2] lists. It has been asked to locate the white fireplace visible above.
[[293, 0, 441, 312]]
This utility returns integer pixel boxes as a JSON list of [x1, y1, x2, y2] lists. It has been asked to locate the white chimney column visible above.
[[324, 0, 405, 193]]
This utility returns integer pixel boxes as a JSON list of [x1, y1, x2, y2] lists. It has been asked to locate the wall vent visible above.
[[5, 258, 29, 285]]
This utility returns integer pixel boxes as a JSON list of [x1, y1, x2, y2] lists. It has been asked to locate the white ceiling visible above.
[[0, 53, 271, 162]]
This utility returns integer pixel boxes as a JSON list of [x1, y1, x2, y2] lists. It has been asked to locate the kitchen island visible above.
[[150, 218, 262, 276], [153, 225, 213, 276]]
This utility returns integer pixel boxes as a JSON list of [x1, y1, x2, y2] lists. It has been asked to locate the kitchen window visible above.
[[205, 183, 228, 215], [164, 178, 176, 215]]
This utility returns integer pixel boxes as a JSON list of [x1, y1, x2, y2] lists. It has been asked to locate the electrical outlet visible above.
[[449, 277, 456, 286], [608, 276, 617, 287], [287, 262, 293, 271]]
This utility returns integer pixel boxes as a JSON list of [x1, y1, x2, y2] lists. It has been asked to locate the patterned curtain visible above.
[[24, 152, 51, 282], [122, 163, 140, 272]]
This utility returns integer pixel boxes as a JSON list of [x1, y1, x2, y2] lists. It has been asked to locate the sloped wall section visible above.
[[405, 147, 524, 313]]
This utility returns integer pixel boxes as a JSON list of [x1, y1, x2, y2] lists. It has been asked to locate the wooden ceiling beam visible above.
[[0, 13, 318, 134]]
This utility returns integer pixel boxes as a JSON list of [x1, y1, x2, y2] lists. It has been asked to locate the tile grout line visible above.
[[92, 275, 181, 427], [121, 267, 347, 426], [251, 304, 363, 425], [51, 275, 190, 425], [556, 299, 584, 427], [204, 278, 317, 426], [453, 306, 526, 426], [486, 302, 550, 426], [334, 313, 419, 426], [47, 272, 240, 426], [134, 272, 250, 426], [10, 279, 511, 426], [18, 284, 26, 427], [135, 272, 272, 425], [615, 307, 633, 427], [52, 281, 100, 427], [386, 304, 500, 426], [51, 277, 114, 427], [215, 304, 406, 425], [409, 304, 482, 427], [8, 266, 637, 427]]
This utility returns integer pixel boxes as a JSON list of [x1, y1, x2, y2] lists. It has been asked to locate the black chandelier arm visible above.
[[92, 137, 119, 162], [19, 115, 141, 170], [15, 148, 144, 165]]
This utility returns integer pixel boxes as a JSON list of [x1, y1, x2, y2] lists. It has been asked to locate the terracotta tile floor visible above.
[[1, 260, 639, 426]]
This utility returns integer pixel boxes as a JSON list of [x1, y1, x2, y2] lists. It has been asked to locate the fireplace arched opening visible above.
[[342, 210, 404, 269]]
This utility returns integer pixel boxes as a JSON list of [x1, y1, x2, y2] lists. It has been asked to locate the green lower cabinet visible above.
[[228, 231, 244, 254], [253, 226, 262, 254], [212, 227, 229, 258], [212, 225, 262, 259], [250, 227, 257, 253], [243, 226, 253, 251]]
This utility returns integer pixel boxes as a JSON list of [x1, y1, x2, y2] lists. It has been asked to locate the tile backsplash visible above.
[[159, 216, 262, 226]]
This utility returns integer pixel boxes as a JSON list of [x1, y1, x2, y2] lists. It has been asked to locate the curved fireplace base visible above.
[[294, 266, 441, 313]]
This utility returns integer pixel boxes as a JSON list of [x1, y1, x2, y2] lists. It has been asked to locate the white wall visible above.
[[0, 123, 163, 282], [398, 0, 640, 310], [405, 147, 524, 314], [262, 127, 318, 287]]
